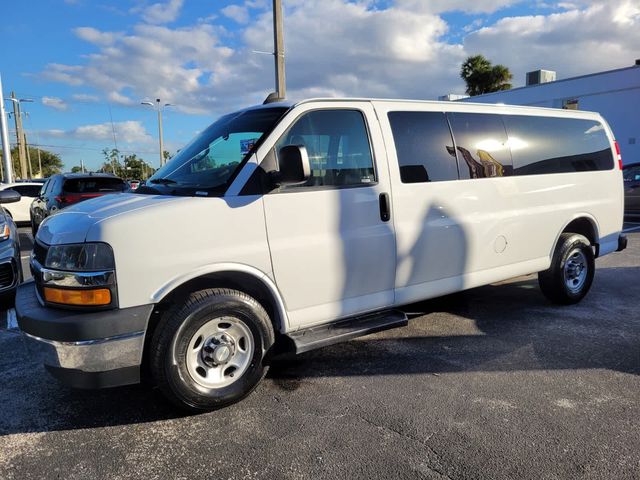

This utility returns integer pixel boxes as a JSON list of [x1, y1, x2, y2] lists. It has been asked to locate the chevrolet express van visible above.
[[17, 99, 627, 411]]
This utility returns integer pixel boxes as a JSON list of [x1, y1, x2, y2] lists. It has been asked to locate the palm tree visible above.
[[460, 55, 513, 96]]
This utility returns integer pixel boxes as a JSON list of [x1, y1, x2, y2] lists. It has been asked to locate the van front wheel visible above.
[[150, 288, 275, 411], [538, 233, 595, 305]]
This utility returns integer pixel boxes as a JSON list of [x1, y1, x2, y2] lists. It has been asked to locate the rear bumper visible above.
[[16, 281, 154, 388], [617, 234, 628, 252]]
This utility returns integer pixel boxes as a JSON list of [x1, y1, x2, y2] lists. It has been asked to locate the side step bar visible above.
[[286, 310, 408, 354]]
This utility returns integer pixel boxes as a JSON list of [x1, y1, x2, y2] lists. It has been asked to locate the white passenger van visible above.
[[17, 98, 627, 410]]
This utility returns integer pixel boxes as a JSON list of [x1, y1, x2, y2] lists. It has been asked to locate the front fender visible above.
[[151, 263, 291, 332]]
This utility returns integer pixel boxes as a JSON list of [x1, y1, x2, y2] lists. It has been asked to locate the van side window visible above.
[[275, 109, 376, 188], [448, 113, 513, 179], [388, 111, 458, 183], [503, 116, 614, 175]]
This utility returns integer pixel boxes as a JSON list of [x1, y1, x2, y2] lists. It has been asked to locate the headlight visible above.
[[45, 243, 115, 271], [0, 223, 10, 241], [37, 242, 117, 308]]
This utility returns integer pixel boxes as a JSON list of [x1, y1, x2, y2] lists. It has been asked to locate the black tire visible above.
[[149, 288, 275, 411], [538, 233, 595, 305]]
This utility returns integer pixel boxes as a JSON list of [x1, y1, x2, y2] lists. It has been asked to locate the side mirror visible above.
[[0, 190, 21, 204], [273, 145, 311, 186]]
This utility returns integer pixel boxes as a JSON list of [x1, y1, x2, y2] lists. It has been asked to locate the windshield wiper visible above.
[[149, 178, 177, 185]]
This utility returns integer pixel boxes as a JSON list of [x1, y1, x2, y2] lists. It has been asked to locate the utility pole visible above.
[[0, 75, 14, 183], [10, 92, 28, 179], [273, 0, 286, 100], [24, 132, 32, 178]]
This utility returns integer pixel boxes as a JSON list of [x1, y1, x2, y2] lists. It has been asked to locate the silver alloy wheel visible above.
[[185, 316, 254, 389], [563, 248, 588, 293]]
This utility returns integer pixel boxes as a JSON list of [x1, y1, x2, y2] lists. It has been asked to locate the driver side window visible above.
[[275, 109, 376, 189]]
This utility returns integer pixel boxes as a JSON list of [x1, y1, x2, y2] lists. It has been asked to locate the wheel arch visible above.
[[150, 264, 290, 335], [552, 214, 600, 258]]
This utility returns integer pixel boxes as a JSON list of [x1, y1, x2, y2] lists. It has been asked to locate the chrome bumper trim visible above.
[[22, 330, 145, 372]]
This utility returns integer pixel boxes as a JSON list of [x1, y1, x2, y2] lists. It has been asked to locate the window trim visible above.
[[268, 107, 380, 194]]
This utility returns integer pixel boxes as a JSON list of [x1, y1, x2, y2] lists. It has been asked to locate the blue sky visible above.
[[1, 0, 638, 172]]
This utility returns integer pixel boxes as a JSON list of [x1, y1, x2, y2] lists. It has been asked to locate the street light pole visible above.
[[157, 101, 164, 167], [0, 75, 13, 183], [142, 99, 171, 167]]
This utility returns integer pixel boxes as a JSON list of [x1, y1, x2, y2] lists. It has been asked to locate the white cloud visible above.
[[222, 5, 250, 24], [137, 0, 184, 24], [464, 1, 640, 86], [71, 93, 100, 102], [43, 121, 153, 145], [41, 96, 68, 111], [74, 27, 118, 46], [41, 0, 640, 117], [395, 0, 522, 14]]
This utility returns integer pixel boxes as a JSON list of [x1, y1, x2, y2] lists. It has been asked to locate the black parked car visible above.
[[30, 173, 130, 235], [0, 189, 24, 306], [623, 162, 640, 216]]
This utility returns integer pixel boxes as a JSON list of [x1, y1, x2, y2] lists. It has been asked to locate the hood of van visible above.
[[37, 193, 186, 245]]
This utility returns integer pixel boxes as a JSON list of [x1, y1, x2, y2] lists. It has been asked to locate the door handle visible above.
[[379, 192, 390, 222]]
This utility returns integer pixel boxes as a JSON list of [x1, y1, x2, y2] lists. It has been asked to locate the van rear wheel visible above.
[[149, 288, 275, 411], [538, 233, 595, 305]]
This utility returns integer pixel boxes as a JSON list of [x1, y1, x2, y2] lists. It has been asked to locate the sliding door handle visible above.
[[379, 192, 390, 222]]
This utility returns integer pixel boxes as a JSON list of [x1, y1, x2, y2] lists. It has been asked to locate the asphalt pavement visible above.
[[1, 226, 639, 480]]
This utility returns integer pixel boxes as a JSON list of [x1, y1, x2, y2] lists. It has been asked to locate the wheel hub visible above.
[[564, 249, 588, 293], [201, 334, 235, 367], [185, 316, 254, 389]]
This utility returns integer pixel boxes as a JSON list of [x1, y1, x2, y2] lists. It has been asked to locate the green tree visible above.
[[460, 55, 513, 96], [0, 146, 63, 179], [70, 165, 83, 173], [123, 154, 154, 180], [101, 148, 124, 176]]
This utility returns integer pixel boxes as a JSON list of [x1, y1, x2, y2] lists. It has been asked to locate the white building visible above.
[[458, 61, 640, 165]]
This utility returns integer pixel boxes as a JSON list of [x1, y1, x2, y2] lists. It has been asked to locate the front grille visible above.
[[33, 239, 48, 265], [0, 262, 15, 289]]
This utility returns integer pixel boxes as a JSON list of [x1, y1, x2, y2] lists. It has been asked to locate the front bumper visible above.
[[16, 281, 154, 388]]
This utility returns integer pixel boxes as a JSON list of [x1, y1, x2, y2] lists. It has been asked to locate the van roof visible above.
[[242, 97, 602, 118]]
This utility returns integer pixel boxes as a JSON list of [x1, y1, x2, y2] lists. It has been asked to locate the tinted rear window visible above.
[[63, 177, 128, 193], [11, 185, 41, 197], [447, 113, 513, 179], [503, 115, 614, 175], [388, 111, 458, 183]]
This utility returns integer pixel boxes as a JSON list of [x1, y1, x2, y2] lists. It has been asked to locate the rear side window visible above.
[[275, 109, 376, 189], [63, 177, 128, 193], [448, 113, 513, 179], [12, 185, 41, 197], [503, 116, 614, 175], [388, 112, 458, 183], [624, 165, 640, 182]]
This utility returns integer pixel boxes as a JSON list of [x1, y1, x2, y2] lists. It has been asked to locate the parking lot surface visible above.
[[1, 227, 638, 479]]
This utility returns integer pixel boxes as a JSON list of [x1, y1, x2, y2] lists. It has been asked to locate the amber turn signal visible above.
[[43, 287, 111, 306]]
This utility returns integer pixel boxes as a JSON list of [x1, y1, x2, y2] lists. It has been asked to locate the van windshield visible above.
[[141, 106, 289, 196]]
